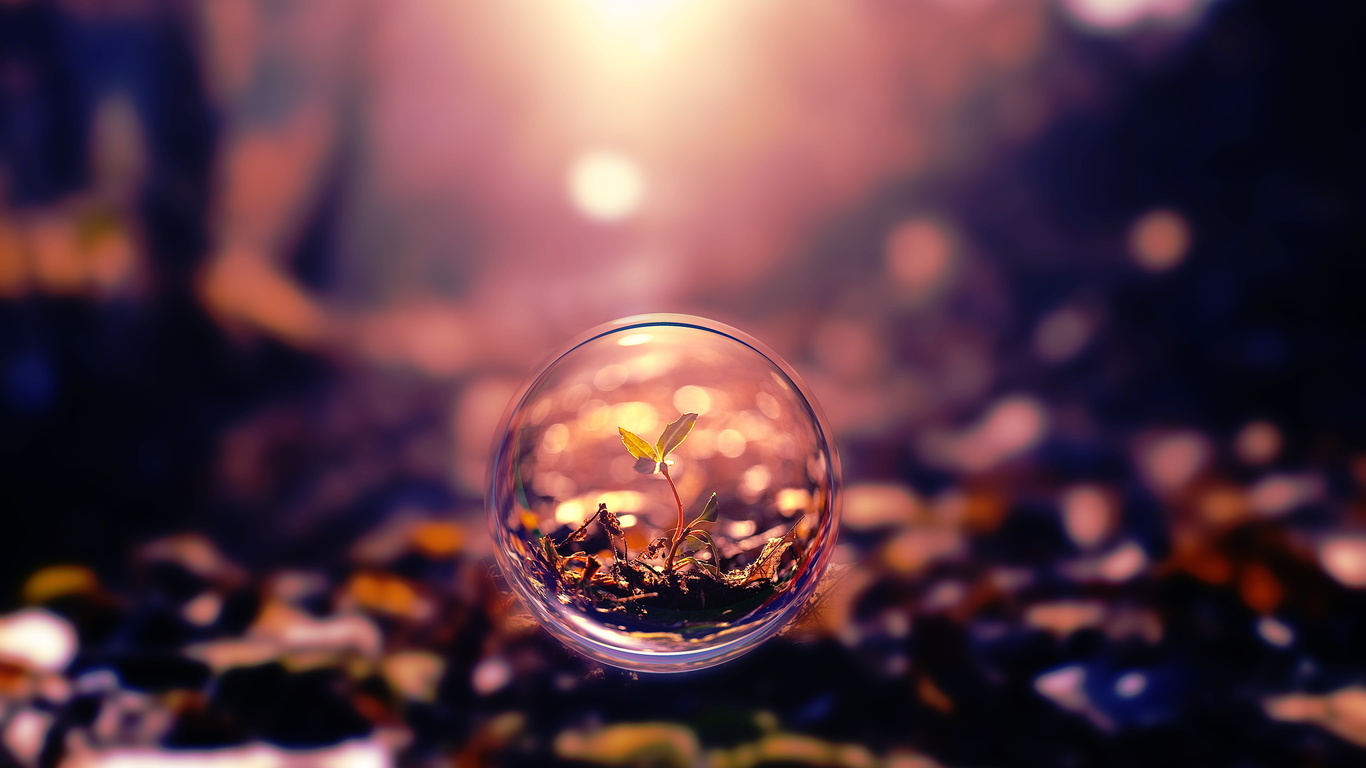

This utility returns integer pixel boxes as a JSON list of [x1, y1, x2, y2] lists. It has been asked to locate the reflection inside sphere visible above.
[[488, 315, 840, 672]]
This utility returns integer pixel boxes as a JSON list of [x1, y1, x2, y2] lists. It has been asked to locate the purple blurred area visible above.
[[0, 0, 1365, 765]]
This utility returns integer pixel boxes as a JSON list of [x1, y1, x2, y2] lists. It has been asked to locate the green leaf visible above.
[[655, 412, 698, 460], [676, 557, 721, 579], [684, 530, 714, 546], [684, 493, 720, 531], [619, 427, 658, 461], [681, 530, 714, 556], [633, 456, 660, 475], [698, 492, 719, 523]]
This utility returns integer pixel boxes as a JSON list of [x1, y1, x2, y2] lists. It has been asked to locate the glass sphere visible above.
[[488, 314, 841, 672]]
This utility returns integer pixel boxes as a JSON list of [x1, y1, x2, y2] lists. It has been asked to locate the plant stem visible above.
[[660, 464, 685, 572]]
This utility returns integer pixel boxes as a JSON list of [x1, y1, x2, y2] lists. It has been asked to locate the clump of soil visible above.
[[533, 503, 798, 632]]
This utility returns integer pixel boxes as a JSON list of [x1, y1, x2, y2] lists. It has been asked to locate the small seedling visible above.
[[533, 411, 805, 628], [618, 412, 720, 575]]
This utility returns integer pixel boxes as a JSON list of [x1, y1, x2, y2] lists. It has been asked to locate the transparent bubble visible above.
[[488, 315, 841, 672]]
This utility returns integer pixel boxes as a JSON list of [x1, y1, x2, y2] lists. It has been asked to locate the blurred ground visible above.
[[0, 0, 1364, 765]]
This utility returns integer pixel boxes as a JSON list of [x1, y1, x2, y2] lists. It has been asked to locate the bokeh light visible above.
[[568, 151, 646, 222], [1062, 0, 1212, 32], [1129, 208, 1192, 272]]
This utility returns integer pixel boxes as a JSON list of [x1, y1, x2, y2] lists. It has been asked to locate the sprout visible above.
[[618, 412, 718, 573], [533, 410, 802, 628]]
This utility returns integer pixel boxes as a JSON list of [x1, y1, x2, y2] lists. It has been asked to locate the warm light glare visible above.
[[1062, 485, 1113, 549], [617, 333, 653, 347], [673, 385, 712, 414], [611, 401, 659, 436], [590, 0, 679, 24], [75, 741, 390, 768], [1137, 431, 1209, 494], [1129, 209, 1191, 272], [1236, 421, 1281, 465], [578, 400, 611, 432], [1035, 306, 1094, 363], [951, 396, 1048, 472], [541, 423, 570, 454], [592, 364, 630, 391], [716, 428, 747, 458], [1063, 0, 1209, 32], [0, 609, 77, 673], [1320, 537, 1366, 588], [884, 217, 957, 306], [568, 151, 645, 222]]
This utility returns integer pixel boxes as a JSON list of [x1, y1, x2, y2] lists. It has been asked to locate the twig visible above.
[[602, 592, 659, 603], [558, 503, 608, 549]]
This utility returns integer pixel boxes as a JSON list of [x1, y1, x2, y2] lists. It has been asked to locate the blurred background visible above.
[[0, 0, 1364, 765]]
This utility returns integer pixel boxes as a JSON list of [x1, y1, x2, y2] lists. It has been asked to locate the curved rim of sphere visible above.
[[487, 313, 843, 672]]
